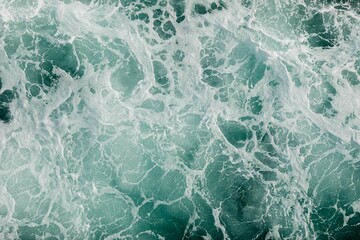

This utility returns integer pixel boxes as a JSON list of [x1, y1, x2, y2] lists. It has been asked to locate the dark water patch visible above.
[[307, 33, 336, 49], [0, 105, 12, 123], [316, 0, 360, 13], [18, 224, 66, 240], [218, 119, 252, 148], [126, 4, 149, 22], [15, 34, 85, 98], [195, 4, 207, 15], [303, 12, 337, 48], [194, 1, 226, 15], [250, 123, 290, 172], [254, 152, 279, 169], [306, 139, 360, 239], [153, 60, 170, 91], [120, 0, 137, 7], [0, 90, 16, 103], [202, 69, 224, 88], [0, 89, 17, 123], [259, 170, 277, 181], [205, 155, 269, 239], [140, 0, 158, 7], [145, 200, 192, 239], [38, 38, 84, 78], [170, 0, 185, 23], [249, 96, 263, 115], [221, 177, 267, 239], [241, 0, 252, 8], [24, 63, 60, 96], [153, 18, 176, 40], [334, 225, 360, 240], [122, 2, 178, 40]]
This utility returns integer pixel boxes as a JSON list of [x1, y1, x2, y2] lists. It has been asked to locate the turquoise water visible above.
[[0, 0, 360, 239]]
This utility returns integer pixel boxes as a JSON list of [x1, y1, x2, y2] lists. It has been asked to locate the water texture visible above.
[[0, 0, 360, 239]]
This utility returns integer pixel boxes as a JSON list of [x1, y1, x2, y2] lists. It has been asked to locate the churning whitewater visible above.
[[0, 0, 360, 239]]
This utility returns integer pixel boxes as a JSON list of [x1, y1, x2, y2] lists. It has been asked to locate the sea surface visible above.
[[0, 0, 360, 239]]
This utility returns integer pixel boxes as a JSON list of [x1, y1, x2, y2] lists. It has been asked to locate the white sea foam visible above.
[[0, 0, 359, 239]]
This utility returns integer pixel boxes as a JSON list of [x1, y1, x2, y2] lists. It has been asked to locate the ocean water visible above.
[[0, 0, 360, 239]]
